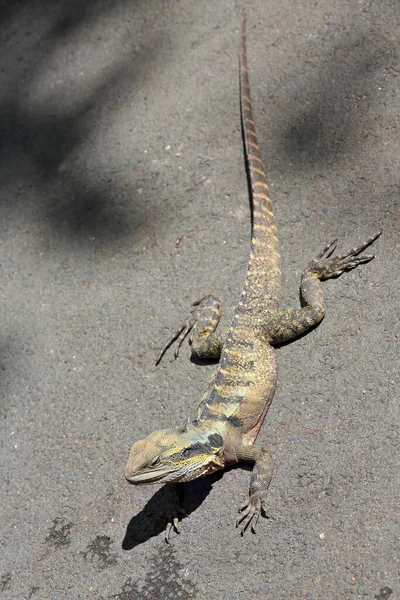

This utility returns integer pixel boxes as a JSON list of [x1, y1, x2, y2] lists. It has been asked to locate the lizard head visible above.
[[125, 425, 225, 484]]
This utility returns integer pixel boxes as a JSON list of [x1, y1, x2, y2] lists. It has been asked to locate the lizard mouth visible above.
[[125, 453, 225, 485], [125, 462, 216, 485], [125, 468, 179, 485]]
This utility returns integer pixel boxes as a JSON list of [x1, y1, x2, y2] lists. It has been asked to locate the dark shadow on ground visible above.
[[270, 29, 397, 171], [122, 471, 225, 548], [0, 0, 169, 246]]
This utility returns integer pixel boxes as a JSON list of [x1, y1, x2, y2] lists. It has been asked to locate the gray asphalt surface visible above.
[[1, 1, 399, 599]]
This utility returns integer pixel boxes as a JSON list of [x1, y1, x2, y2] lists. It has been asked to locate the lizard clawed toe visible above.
[[156, 321, 195, 365], [308, 231, 382, 280], [165, 505, 187, 543], [236, 495, 267, 535], [315, 238, 338, 260], [155, 295, 221, 365]]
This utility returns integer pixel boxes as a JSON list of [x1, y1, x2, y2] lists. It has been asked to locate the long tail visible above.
[[237, 16, 281, 313]]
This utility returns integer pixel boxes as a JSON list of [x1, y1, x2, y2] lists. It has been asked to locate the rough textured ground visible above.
[[0, 1, 399, 599]]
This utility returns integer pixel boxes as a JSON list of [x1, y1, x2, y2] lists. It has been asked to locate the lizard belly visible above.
[[199, 338, 277, 444]]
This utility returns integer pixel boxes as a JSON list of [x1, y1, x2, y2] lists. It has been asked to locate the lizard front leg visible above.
[[262, 231, 381, 344], [236, 444, 274, 534], [163, 483, 187, 543], [156, 295, 226, 364]]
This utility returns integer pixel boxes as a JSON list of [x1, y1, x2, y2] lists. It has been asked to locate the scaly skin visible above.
[[125, 17, 381, 541]]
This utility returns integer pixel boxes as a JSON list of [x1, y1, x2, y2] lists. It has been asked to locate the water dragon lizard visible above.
[[125, 18, 381, 541]]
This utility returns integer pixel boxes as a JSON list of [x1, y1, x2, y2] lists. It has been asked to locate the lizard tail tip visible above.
[[241, 13, 247, 35]]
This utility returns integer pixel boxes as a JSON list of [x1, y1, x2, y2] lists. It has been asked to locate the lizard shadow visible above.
[[122, 471, 224, 548], [190, 356, 220, 366]]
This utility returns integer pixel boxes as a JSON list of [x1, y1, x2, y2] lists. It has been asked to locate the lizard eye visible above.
[[149, 456, 161, 467]]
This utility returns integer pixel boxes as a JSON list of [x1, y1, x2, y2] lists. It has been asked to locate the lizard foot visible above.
[[156, 295, 221, 365], [164, 504, 187, 543], [236, 494, 268, 535], [308, 230, 382, 280], [163, 484, 187, 543]]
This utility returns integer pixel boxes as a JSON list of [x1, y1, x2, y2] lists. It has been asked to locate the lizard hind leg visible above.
[[156, 295, 225, 365], [262, 231, 382, 345]]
